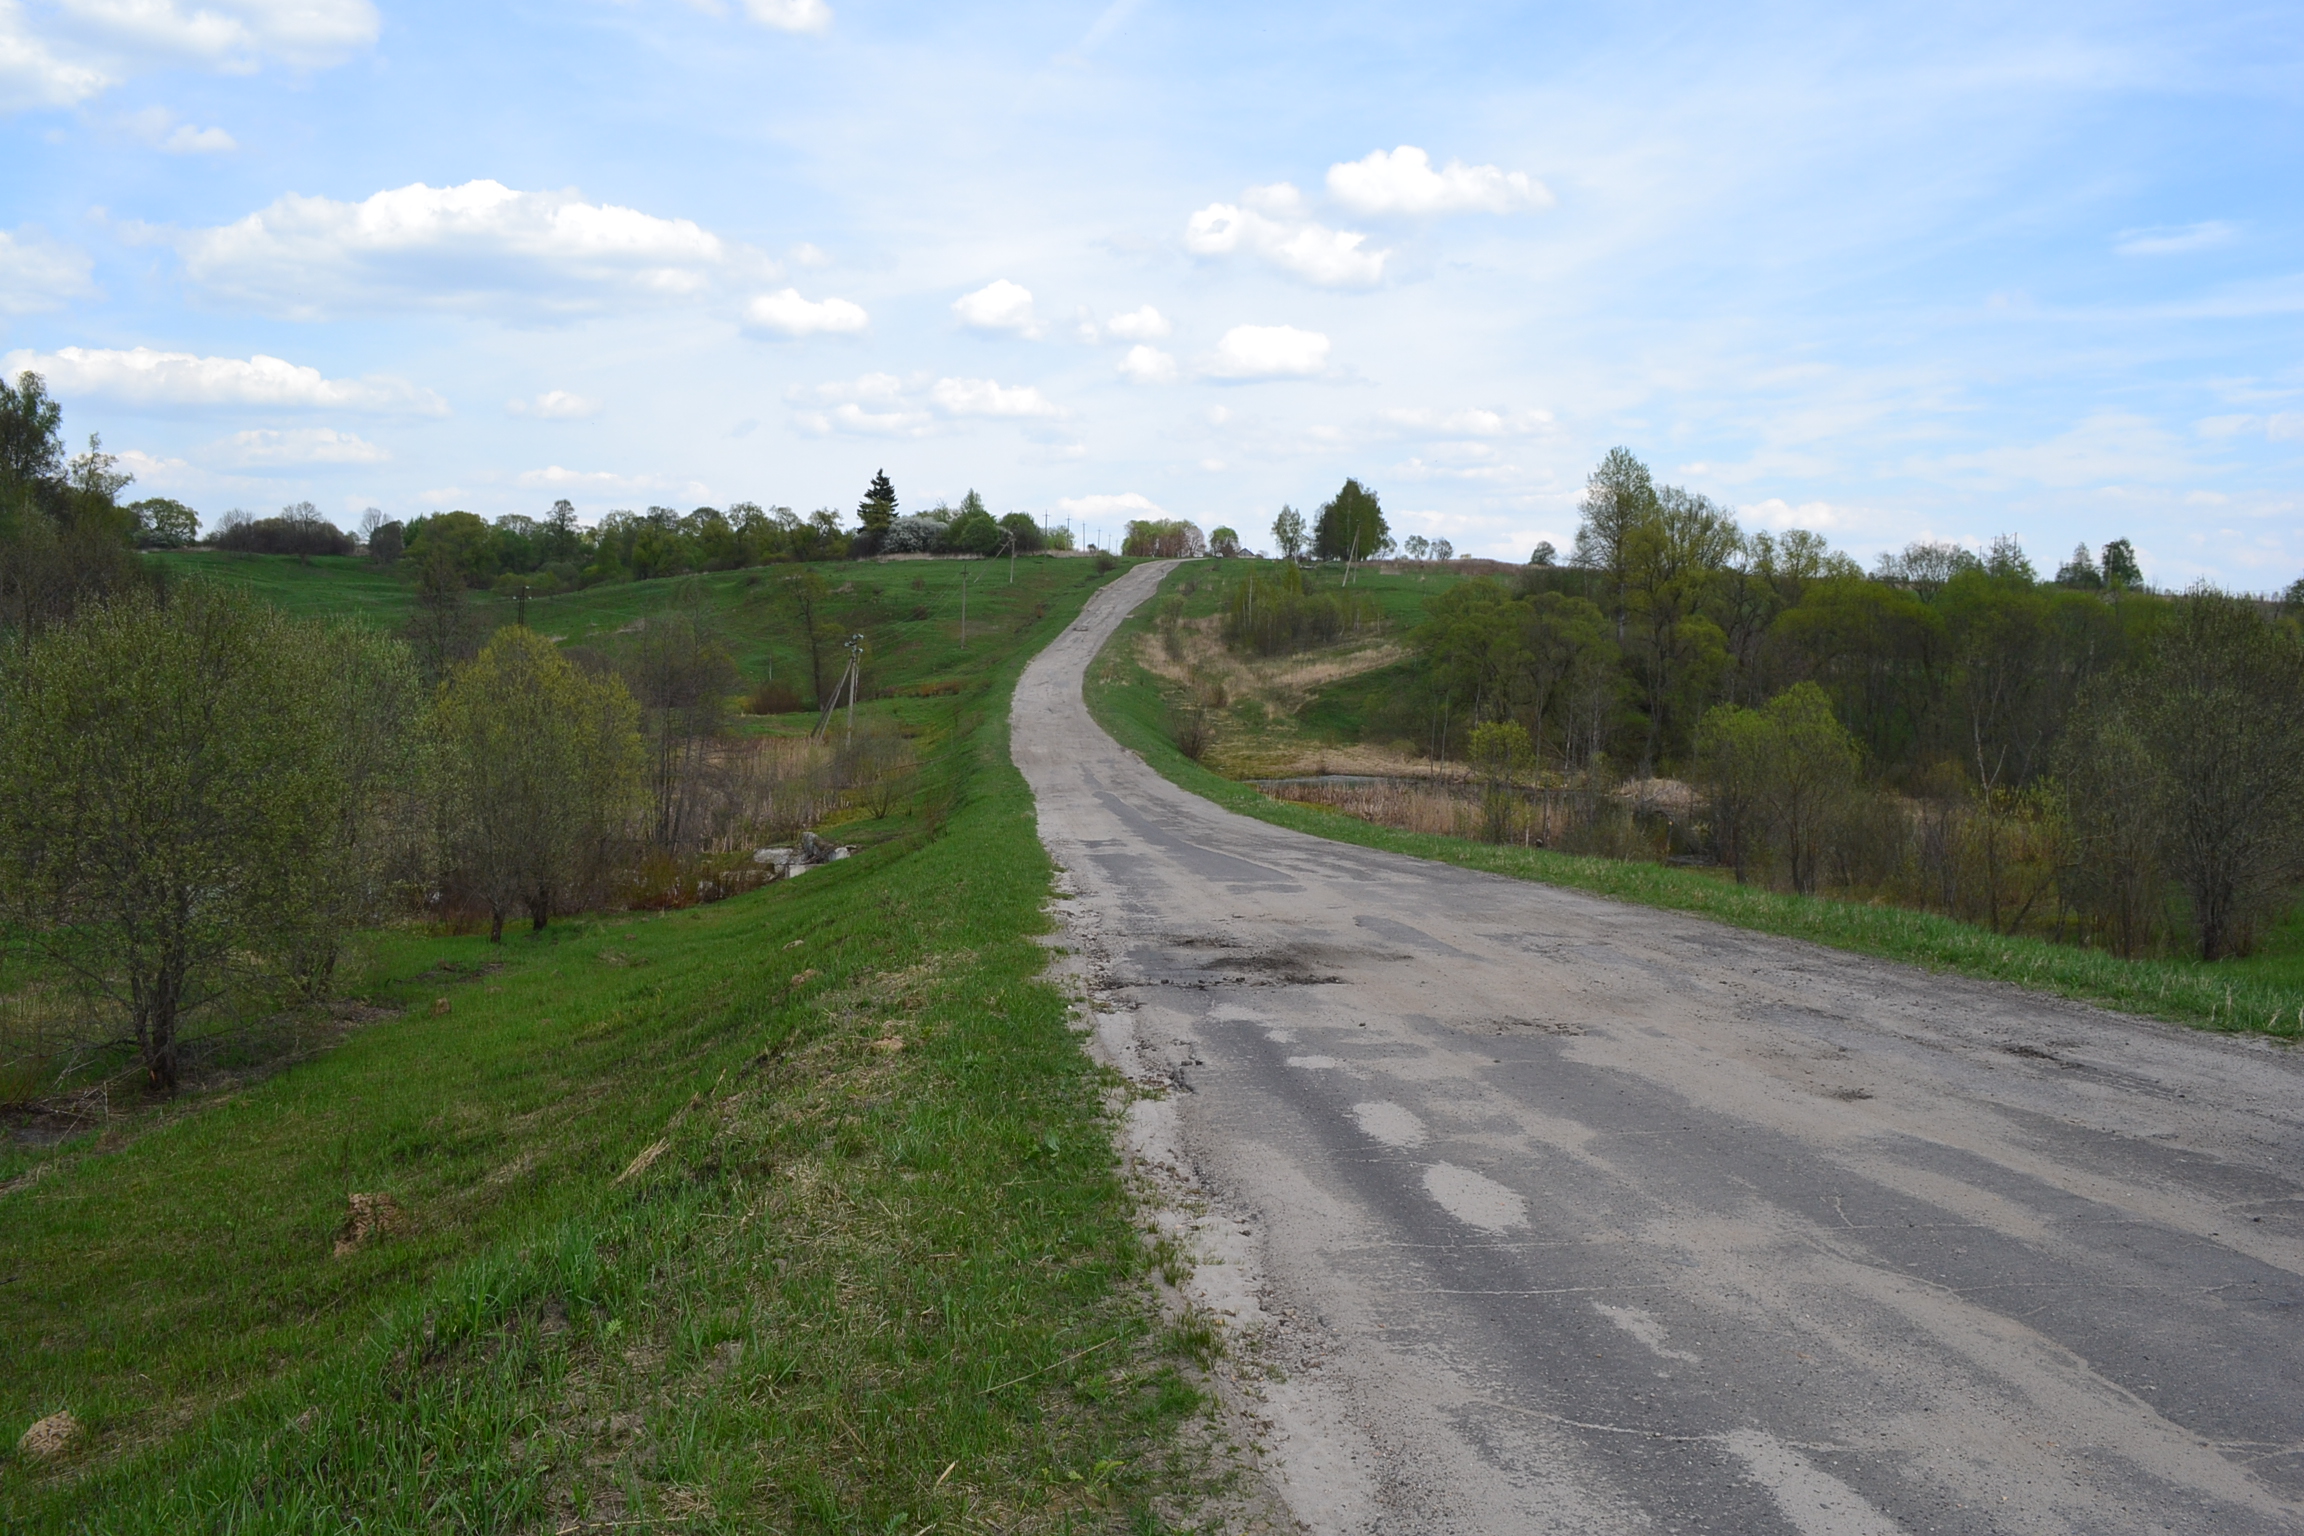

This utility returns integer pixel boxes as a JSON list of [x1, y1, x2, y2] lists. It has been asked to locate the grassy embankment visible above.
[[146, 549, 1075, 738], [2, 554, 1231, 1532], [1090, 560, 2304, 1039], [1134, 560, 1458, 779]]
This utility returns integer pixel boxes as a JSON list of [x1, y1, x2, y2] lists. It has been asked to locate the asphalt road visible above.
[[1015, 561, 2304, 1536]]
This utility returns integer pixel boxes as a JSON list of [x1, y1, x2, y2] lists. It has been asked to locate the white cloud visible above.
[[1104, 303, 1170, 340], [0, 227, 96, 312], [2, 345, 448, 413], [122, 105, 233, 151], [508, 390, 599, 419], [791, 241, 830, 266], [1741, 497, 1843, 531], [1381, 405, 1553, 437], [744, 286, 868, 336], [800, 402, 932, 437], [928, 376, 1060, 417], [1117, 344, 1177, 384], [164, 122, 233, 152], [0, 10, 110, 109], [2268, 413, 2304, 442], [1326, 145, 1550, 216], [794, 371, 1062, 437], [1186, 199, 1387, 287], [2114, 221, 2237, 257], [2, 0, 375, 112], [1057, 491, 1164, 520], [953, 278, 1039, 336], [115, 446, 193, 485], [1204, 324, 1330, 380], [743, 0, 829, 33], [218, 427, 389, 465], [174, 179, 743, 318], [515, 464, 707, 496]]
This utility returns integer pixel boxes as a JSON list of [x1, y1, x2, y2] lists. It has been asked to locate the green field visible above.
[[2, 553, 1240, 1532], [1091, 561, 2304, 1038]]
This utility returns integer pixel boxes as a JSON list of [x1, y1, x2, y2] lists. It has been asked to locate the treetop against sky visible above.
[[2, 0, 2298, 587]]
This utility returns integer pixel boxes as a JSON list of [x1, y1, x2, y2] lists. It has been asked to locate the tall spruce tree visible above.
[[857, 469, 897, 532]]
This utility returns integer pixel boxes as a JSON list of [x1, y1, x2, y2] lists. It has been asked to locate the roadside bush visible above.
[[1169, 701, 1212, 761], [746, 678, 806, 714]]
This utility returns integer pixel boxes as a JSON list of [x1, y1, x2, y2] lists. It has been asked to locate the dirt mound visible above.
[[333, 1192, 406, 1256]]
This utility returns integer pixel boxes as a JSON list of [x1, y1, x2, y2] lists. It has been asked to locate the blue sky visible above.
[[3, 0, 2299, 586]]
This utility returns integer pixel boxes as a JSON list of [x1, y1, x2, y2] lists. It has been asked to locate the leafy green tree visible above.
[[1516, 591, 1614, 766], [781, 568, 841, 706], [999, 512, 1045, 553], [404, 509, 496, 582], [2100, 537, 2142, 590], [1620, 485, 1739, 770], [1569, 446, 1658, 637], [1312, 478, 1388, 563], [1270, 505, 1306, 561], [1761, 682, 1861, 895], [404, 541, 482, 681], [1770, 575, 1946, 767], [1122, 519, 1206, 558], [2055, 543, 2104, 589], [1529, 540, 1556, 566], [0, 378, 151, 638], [858, 469, 898, 533], [279, 623, 428, 997], [1693, 683, 1858, 894], [624, 588, 740, 850], [0, 586, 406, 1090], [436, 627, 645, 941], [127, 497, 200, 549], [2121, 588, 2304, 959], [1695, 701, 1775, 884], [949, 503, 1002, 555], [1468, 720, 1534, 843], [1418, 579, 1523, 723], [1209, 526, 1242, 557], [2054, 701, 2164, 957], [0, 370, 64, 485]]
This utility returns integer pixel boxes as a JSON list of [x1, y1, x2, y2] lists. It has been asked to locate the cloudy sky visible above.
[[3, 0, 2298, 585]]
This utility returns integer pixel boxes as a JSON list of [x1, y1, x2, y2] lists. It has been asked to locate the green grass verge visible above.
[[3, 559, 1217, 1532], [1088, 567, 2304, 1041]]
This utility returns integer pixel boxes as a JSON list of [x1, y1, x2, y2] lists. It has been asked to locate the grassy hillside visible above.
[[2, 555, 1237, 1532], [150, 549, 1107, 715], [1091, 562, 2304, 1038]]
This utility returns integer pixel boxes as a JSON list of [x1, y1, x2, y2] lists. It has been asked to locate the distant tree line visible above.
[[1390, 448, 2304, 961]]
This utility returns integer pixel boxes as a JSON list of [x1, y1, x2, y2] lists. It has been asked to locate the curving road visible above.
[[1014, 561, 2304, 1536]]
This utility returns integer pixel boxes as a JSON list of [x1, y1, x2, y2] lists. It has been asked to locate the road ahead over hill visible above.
[[1015, 561, 2304, 1536]]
